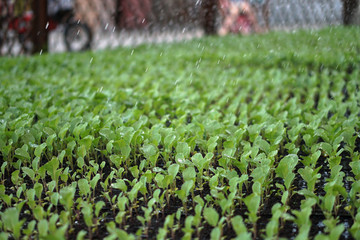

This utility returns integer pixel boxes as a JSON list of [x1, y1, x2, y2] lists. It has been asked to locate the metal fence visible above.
[[0, 0, 357, 55]]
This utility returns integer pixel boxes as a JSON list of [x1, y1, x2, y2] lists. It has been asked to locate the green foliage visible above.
[[203, 207, 219, 227], [0, 27, 359, 239], [1, 207, 25, 239]]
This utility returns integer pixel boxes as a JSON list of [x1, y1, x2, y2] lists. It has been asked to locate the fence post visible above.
[[31, 0, 48, 53], [115, 0, 122, 28]]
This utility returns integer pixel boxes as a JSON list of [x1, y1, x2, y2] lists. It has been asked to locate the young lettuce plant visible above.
[[350, 212, 360, 239], [175, 141, 192, 166], [264, 203, 292, 239], [298, 166, 321, 193], [59, 186, 76, 228], [243, 181, 261, 239], [141, 142, 159, 168], [43, 157, 62, 192], [81, 201, 95, 239], [176, 166, 195, 212], [22, 220, 36, 239], [38, 214, 68, 239], [203, 206, 226, 240], [301, 150, 321, 168], [313, 217, 345, 240], [292, 198, 317, 240], [162, 132, 177, 161], [220, 140, 236, 169], [127, 180, 143, 217], [78, 178, 91, 200], [319, 165, 347, 218], [192, 195, 205, 238], [250, 155, 271, 198], [137, 196, 156, 237], [182, 215, 194, 240], [231, 215, 251, 240], [191, 152, 213, 188], [105, 221, 135, 240], [156, 214, 175, 240], [275, 154, 299, 205], [115, 195, 128, 227], [1, 207, 25, 240]]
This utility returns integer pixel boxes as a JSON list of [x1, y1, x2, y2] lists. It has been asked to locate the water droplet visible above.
[[45, 22, 49, 29], [90, 57, 93, 64], [131, 49, 134, 55], [160, 52, 163, 56], [177, 158, 185, 164], [142, 18, 145, 24], [105, 23, 109, 30], [39, 49, 43, 55]]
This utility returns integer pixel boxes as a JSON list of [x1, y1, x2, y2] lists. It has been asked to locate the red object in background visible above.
[[47, 19, 58, 30], [230, 14, 252, 34], [118, 0, 152, 29], [8, 11, 33, 34]]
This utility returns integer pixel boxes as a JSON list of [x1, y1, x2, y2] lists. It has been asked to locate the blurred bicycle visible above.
[[0, 0, 92, 55], [48, 0, 92, 51]]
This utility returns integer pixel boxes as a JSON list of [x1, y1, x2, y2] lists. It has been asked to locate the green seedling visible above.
[[1, 27, 359, 240], [293, 198, 317, 240], [298, 166, 321, 192], [1, 207, 25, 240], [231, 215, 251, 240]]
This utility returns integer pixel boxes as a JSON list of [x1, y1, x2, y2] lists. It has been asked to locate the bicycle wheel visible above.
[[64, 21, 92, 51]]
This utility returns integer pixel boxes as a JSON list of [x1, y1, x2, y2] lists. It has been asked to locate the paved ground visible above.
[[49, 27, 204, 53]]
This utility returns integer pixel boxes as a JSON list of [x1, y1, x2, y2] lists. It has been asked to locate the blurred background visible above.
[[0, 0, 359, 56]]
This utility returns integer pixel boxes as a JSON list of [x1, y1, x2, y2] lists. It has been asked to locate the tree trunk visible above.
[[343, 0, 359, 25], [31, 0, 48, 53], [203, 0, 219, 35]]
